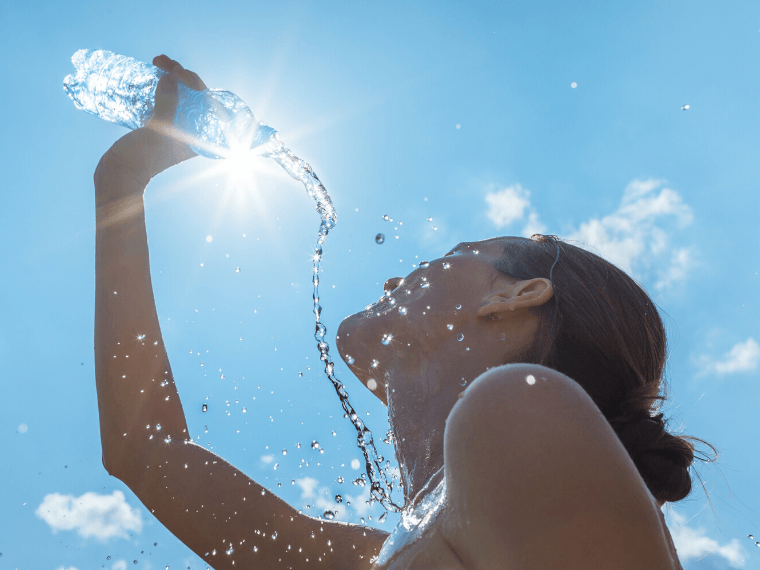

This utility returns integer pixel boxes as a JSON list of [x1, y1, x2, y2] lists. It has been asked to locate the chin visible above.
[[336, 312, 361, 364]]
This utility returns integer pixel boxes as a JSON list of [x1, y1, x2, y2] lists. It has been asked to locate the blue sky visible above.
[[2, 0, 759, 568]]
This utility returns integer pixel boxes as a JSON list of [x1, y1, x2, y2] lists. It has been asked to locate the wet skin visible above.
[[92, 56, 680, 569], [336, 237, 552, 500]]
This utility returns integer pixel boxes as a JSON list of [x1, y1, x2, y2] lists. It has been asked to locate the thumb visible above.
[[149, 73, 179, 126]]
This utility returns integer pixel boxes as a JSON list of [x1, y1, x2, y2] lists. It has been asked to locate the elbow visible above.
[[101, 449, 125, 480]]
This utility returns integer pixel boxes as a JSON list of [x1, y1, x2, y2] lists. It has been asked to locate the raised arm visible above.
[[93, 56, 387, 569]]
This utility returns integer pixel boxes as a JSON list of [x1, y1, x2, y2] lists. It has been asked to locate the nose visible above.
[[384, 277, 404, 296]]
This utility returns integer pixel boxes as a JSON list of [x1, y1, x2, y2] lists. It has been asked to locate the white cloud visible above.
[[56, 567, 79, 570], [521, 210, 547, 238], [483, 178, 694, 292], [567, 179, 692, 285], [654, 247, 693, 292], [35, 490, 142, 541], [259, 454, 275, 466], [295, 476, 319, 499], [665, 509, 746, 567], [293, 476, 389, 524], [295, 476, 344, 520], [484, 184, 545, 237], [112, 561, 128, 570], [485, 184, 531, 227], [696, 337, 760, 377]]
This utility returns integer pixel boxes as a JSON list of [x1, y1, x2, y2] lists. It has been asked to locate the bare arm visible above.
[[93, 55, 387, 569]]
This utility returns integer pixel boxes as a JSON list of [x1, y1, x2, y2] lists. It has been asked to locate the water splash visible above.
[[262, 135, 403, 512]]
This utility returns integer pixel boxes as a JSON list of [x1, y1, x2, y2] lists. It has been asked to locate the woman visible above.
[[94, 56, 714, 569]]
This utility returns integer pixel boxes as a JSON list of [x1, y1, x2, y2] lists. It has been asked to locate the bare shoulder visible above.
[[441, 364, 678, 569]]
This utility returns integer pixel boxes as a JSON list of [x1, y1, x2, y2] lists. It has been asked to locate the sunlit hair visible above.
[[493, 234, 718, 505]]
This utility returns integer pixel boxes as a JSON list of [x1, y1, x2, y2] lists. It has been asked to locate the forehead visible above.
[[447, 236, 522, 257]]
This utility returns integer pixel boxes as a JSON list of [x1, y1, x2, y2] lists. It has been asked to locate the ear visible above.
[[475, 278, 553, 318]]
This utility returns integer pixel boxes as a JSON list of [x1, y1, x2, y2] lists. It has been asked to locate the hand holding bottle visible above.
[[93, 55, 207, 204]]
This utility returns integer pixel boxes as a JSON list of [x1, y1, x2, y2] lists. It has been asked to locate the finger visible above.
[[183, 70, 207, 91], [153, 54, 178, 73], [150, 74, 179, 124]]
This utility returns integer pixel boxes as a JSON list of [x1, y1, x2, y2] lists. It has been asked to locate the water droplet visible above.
[[433, 226, 437, 231], [235, 267, 240, 273], [226, 546, 234, 555], [457, 333, 464, 341], [526, 375, 536, 385], [202, 404, 207, 412], [337, 476, 344, 483], [253, 546, 258, 552], [421, 282, 430, 289], [311, 440, 320, 450], [379, 512, 387, 522], [455, 304, 462, 310], [381, 334, 393, 345], [155, 424, 162, 430], [571, 81, 578, 88], [499, 333, 506, 341], [375, 234, 385, 244], [371, 359, 379, 368], [335, 494, 343, 503], [323, 510, 335, 520], [460, 378, 467, 386], [137, 334, 145, 340], [447, 324, 454, 330], [296, 442, 302, 449], [681, 104, 690, 110], [398, 306, 408, 315], [367, 378, 378, 391], [427, 217, 433, 222], [298, 372, 303, 377], [160, 379, 168, 387], [748, 534, 754, 539], [382, 215, 389, 221], [419, 261, 429, 268], [345, 355, 355, 365], [272, 531, 278, 539]]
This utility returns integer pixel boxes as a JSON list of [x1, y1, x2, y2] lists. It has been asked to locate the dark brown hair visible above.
[[494, 234, 717, 505]]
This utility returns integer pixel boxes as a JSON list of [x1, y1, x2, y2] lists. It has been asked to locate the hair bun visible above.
[[610, 412, 695, 503]]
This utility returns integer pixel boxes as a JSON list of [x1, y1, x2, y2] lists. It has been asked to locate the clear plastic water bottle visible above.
[[63, 49, 277, 159]]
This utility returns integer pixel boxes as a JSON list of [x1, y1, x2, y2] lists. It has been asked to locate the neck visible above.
[[385, 360, 465, 505], [391, 406, 446, 504]]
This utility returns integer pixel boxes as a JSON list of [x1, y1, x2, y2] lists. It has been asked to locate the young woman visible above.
[[93, 56, 713, 569]]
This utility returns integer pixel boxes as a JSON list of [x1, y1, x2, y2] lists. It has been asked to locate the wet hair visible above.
[[493, 235, 718, 505]]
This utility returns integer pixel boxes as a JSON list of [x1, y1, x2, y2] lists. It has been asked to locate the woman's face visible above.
[[336, 237, 516, 404]]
